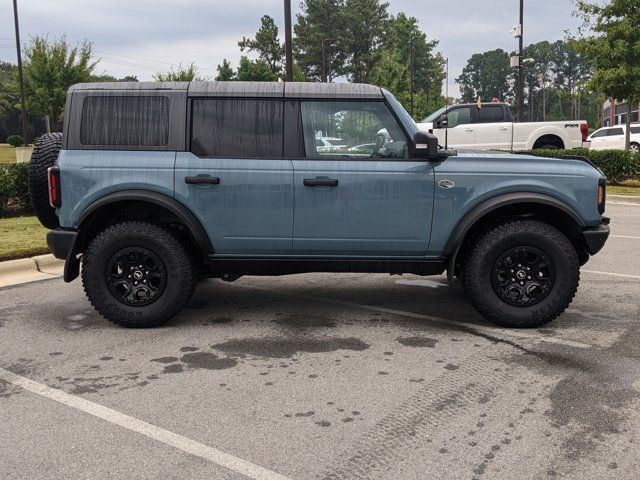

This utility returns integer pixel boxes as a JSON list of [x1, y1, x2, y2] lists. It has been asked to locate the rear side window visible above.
[[80, 96, 169, 146], [608, 128, 624, 136], [477, 106, 505, 123], [631, 126, 640, 134], [591, 129, 608, 138], [190, 98, 283, 157]]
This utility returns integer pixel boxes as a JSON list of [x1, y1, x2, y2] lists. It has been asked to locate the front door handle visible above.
[[465, 129, 475, 133], [303, 178, 339, 187], [185, 176, 221, 185]]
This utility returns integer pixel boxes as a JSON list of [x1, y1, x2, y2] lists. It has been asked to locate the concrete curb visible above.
[[608, 194, 640, 205], [0, 254, 64, 288]]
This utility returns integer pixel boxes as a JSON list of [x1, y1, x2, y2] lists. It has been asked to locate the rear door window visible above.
[[590, 129, 608, 138], [80, 96, 169, 146], [630, 126, 640, 134], [608, 128, 624, 136], [476, 106, 505, 123], [190, 98, 283, 158]]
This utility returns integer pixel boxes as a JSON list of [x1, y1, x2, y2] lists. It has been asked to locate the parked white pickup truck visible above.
[[417, 102, 589, 151]]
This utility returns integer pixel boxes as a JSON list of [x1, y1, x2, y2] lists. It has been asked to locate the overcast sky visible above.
[[0, 0, 582, 97]]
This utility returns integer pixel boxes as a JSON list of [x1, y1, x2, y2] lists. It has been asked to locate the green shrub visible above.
[[522, 149, 640, 185], [6, 135, 23, 148], [0, 163, 30, 216]]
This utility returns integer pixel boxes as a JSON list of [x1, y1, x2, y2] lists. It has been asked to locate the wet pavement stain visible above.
[[151, 357, 179, 364], [211, 336, 369, 359], [179, 347, 199, 352], [273, 314, 336, 329], [163, 364, 184, 374], [398, 336, 439, 348], [180, 352, 237, 370]]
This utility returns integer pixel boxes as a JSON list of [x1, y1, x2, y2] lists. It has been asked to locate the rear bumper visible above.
[[47, 228, 77, 259], [582, 218, 610, 255]]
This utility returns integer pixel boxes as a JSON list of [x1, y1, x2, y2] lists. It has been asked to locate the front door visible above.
[[291, 100, 434, 257], [175, 97, 293, 256], [433, 106, 476, 150]]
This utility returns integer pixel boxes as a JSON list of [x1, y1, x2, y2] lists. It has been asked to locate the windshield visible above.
[[422, 106, 448, 123]]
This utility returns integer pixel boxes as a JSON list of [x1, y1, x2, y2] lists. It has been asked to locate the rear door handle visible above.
[[303, 178, 339, 187], [185, 176, 220, 185], [465, 129, 475, 133], [499, 127, 509, 131]]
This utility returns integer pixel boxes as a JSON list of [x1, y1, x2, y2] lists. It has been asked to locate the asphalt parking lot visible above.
[[1, 203, 639, 480]]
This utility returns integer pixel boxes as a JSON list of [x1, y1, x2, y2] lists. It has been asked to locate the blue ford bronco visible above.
[[28, 81, 610, 329]]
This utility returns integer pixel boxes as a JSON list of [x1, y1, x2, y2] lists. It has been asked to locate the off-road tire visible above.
[[461, 220, 580, 328], [28, 132, 62, 229], [82, 221, 196, 328]]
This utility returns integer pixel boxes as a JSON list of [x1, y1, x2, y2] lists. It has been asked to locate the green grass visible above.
[[609, 180, 640, 196], [0, 216, 49, 262], [0, 144, 16, 164]]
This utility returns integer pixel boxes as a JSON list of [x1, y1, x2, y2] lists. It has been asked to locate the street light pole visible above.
[[409, 36, 414, 117], [284, 0, 294, 82], [517, 0, 525, 122], [13, 0, 29, 146]]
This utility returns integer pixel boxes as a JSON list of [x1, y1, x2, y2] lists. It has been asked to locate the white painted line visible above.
[[0, 368, 293, 480], [610, 235, 640, 240], [582, 269, 640, 280], [318, 298, 592, 350]]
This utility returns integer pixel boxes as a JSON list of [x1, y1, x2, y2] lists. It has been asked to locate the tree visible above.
[[575, 0, 640, 149], [380, 13, 445, 119], [294, 0, 347, 82], [22, 35, 97, 131], [236, 57, 278, 81], [239, 15, 284, 76], [457, 49, 513, 103], [215, 59, 236, 81], [342, 0, 389, 83], [153, 63, 201, 82]]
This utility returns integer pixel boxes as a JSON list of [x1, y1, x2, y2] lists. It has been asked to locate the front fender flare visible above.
[[443, 192, 586, 280]]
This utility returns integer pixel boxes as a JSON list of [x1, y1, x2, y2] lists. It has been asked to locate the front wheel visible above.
[[82, 221, 196, 328], [461, 220, 580, 328]]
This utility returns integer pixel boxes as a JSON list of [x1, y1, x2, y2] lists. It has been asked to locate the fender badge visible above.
[[438, 179, 455, 189]]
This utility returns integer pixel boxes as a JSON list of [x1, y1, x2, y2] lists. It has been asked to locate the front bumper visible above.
[[582, 218, 610, 255]]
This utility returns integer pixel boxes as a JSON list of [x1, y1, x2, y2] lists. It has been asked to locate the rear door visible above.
[[473, 105, 512, 150], [606, 127, 625, 150], [174, 97, 293, 255], [290, 100, 434, 257]]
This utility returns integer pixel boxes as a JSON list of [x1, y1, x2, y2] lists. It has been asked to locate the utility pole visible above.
[[13, 0, 29, 146], [284, 0, 294, 82], [517, 0, 524, 122], [409, 36, 414, 117]]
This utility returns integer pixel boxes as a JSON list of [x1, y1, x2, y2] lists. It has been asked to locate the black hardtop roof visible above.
[[68, 81, 384, 99]]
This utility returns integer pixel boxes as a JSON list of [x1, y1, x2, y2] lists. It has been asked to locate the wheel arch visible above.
[[444, 193, 588, 279], [75, 190, 213, 258], [531, 134, 565, 150]]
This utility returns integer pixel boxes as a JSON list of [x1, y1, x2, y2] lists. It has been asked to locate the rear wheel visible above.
[[82, 221, 196, 328], [461, 220, 579, 328], [629, 142, 640, 154]]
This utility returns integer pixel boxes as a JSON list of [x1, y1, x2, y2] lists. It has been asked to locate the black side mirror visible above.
[[433, 114, 448, 129], [413, 131, 440, 159]]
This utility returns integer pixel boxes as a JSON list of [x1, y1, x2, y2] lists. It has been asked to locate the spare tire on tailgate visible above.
[[28, 132, 62, 230]]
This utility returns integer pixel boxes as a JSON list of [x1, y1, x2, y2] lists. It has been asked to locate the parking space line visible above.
[[582, 269, 640, 280], [610, 235, 640, 240], [0, 367, 293, 480]]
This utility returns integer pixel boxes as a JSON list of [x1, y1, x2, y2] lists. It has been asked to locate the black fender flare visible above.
[[444, 192, 586, 279], [75, 189, 214, 255]]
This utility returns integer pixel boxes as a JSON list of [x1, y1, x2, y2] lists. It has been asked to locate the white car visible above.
[[588, 125, 640, 153], [315, 137, 348, 153], [417, 103, 589, 151]]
